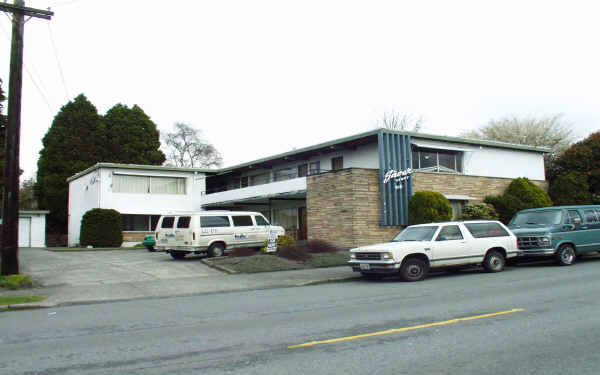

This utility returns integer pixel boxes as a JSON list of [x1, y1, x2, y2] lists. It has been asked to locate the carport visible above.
[[18, 210, 49, 247]]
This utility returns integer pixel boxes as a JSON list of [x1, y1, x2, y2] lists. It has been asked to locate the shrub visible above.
[[133, 243, 145, 248], [0, 274, 33, 290], [460, 203, 499, 220], [485, 177, 553, 224], [80, 208, 123, 247], [305, 239, 338, 253], [549, 171, 593, 206], [229, 247, 258, 257], [263, 234, 296, 252], [408, 191, 452, 225], [277, 244, 310, 262]]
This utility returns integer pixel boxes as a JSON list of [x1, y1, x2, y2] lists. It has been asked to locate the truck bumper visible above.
[[348, 261, 401, 274]]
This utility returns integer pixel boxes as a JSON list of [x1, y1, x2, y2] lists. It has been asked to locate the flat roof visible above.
[[67, 163, 218, 182]]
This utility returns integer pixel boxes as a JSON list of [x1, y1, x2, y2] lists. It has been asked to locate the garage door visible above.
[[18, 217, 31, 247]]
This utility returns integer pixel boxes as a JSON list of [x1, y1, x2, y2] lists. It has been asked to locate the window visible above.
[[393, 226, 438, 242], [411, 147, 462, 173], [464, 223, 509, 238], [200, 216, 230, 228], [332, 156, 343, 170], [309, 161, 320, 175], [161, 217, 175, 228], [241, 176, 249, 188], [566, 210, 583, 225], [255, 215, 269, 226], [272, 208, 298, 230], [176, 216, 191, 228], [122, 214, 161, 231], [273, 168, 296, 182], [113, 175, 186, 194], [232, 215, 253, 226], [436, 225, 463, 241], [249, 173, 270, 186], [584, 210, 599, 223]]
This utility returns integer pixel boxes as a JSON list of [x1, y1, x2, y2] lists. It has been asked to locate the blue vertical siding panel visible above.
[[378, 131, 412, 226], [377, 131, 387, 225]]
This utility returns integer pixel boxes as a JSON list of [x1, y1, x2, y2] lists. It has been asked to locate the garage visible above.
[[17, 210, 49, 248]]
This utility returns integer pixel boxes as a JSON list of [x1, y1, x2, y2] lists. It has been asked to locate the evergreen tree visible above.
[[103, 104, 165, 165], [36, 94, 105, 231], [554, 131, 600, 203]]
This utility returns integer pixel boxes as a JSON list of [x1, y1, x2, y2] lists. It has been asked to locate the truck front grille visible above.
[[518, 236, 546, 249], [355, 252, 381, 261]]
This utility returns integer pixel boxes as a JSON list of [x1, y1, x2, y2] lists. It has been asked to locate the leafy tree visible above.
[[485, 177, 553, 224], [163, 122, 222, 168], [36, 94, 105, 231], [408, 191, 452, 225], [376, 110, 423, 132], [553, 131, 600, 203], [461, 114, 573, 181], [548, 171, 592, 206], [460, 203, 499, 220], [19, 177, 37, 209], [103, 104, 165, 165]]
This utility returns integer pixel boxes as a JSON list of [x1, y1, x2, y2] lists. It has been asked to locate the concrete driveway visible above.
[[18, 247, 223, 287]]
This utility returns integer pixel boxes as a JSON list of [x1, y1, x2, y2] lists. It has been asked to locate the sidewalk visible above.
[[0, 264, 361, 309]]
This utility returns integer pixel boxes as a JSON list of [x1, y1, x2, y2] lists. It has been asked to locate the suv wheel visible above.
[[483, 250, 505, 272], [400, 258, 428, 282], [208, 243, 225, 258], [556, 244, 576, 266]]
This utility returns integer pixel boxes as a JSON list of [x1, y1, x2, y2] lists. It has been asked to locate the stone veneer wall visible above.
[[307, 168, 548, 249], [307, 169, 402, 249], [122, 232, 151, 243], [411, 172, 548, 200]]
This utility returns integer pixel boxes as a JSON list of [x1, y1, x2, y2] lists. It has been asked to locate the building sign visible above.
[[266, 230, 279, 253], [378, 131, 412, 226]]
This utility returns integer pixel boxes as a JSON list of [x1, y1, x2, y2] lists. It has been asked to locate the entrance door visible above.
[[18, 217, 31, 247], [299, 207, 307, 240]]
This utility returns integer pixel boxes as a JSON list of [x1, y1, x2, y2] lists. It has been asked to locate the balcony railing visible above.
[[203, 177, 307, 205]]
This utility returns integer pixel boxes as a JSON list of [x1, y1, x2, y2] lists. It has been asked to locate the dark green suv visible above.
[[509, 205, 600, 265], [142, 234, 156, 252]]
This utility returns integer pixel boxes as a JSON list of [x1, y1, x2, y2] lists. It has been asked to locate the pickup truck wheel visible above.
[[483, 250, 505, 272], [208, 243, 225, 258], [556, 244, 576, 266], [400, 258, 428, 282], [170, 251, 186, 260]]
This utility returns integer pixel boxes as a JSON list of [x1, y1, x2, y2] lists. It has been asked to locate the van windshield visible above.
[[393, 226, 438, 242], [510, 210, 562, 226]]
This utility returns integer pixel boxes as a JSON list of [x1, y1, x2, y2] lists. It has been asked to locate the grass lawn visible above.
[[0, 296, 47, 306], [207, 251, 350, 273]]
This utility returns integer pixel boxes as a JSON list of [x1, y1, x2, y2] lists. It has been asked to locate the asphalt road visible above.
[[3, 257, 600, 374]]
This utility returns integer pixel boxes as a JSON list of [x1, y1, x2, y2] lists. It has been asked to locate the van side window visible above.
[[565, 210, 583, 225], [464, 223, 509, 238], [177, 216, 191, 228], [584, 210, 599, 223], [200, 216, 230, 228], [161, 217, 175, 228], [255, 216, 269, 226], [232, 215, 253, 227]]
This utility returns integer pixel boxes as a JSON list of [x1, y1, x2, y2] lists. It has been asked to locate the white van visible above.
[[154, 211, 285, 259]]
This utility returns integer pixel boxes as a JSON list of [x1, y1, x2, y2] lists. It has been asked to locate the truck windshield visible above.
[[510, 210, 562, 226], [393, 226, 438, 242]]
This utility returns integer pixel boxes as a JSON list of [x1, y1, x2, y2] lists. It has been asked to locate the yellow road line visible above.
[[288, 308, 524, 349]]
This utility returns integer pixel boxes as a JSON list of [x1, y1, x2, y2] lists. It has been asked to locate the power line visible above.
[[47, 22, 69, 101]]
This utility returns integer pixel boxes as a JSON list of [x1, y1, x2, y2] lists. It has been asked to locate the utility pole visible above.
[[0, 1, 53, 275]]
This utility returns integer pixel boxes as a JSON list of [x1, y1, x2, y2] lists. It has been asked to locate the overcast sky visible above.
[[1, 0, 599, 181]]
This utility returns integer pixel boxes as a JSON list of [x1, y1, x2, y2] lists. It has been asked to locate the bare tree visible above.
[[376, 110, 424, 132], [461, 114, 574, 181], [461, 114, 573, 153], [163, 123, 223, 168]]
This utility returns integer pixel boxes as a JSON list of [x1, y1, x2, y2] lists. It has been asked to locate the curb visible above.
[[0, 301, 57, 311], [200, 259, 239, 274]]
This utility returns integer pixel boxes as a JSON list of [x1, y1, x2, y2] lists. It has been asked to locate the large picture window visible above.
[[122, 214, 161, 231], [113, 175, 186, 194], [411, 147, 462, 173]]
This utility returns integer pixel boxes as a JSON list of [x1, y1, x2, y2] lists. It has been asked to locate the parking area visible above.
[[18, 247, 224, 287]]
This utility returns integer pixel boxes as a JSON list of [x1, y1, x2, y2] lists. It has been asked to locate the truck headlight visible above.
[[540, 237, 551, 246], [350, 253, 356, 259], [381, 252, 393, 260]]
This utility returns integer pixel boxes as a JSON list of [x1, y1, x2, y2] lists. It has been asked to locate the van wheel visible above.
[[400, 258, 428, 282], [208, 243, 225, 258], [556, 244, 576, 266], [483, 250, 505, 272], [170, 251, 186, 260]]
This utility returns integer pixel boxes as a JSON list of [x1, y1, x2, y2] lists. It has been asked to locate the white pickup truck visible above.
[[349, 220, 518, 281]]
